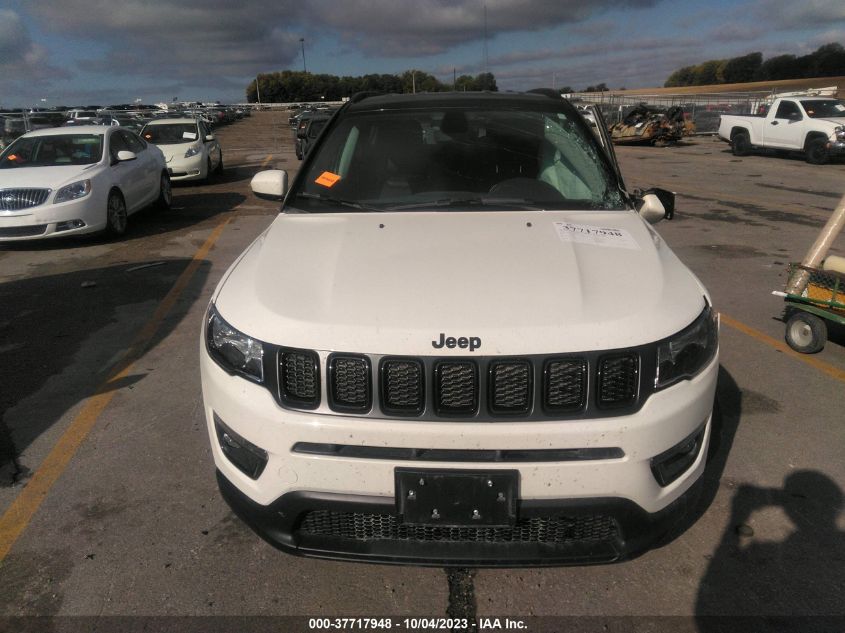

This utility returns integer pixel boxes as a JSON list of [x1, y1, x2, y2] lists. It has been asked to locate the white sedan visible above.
[[141, 118, 222, 182], [0, 126, 171, 241]]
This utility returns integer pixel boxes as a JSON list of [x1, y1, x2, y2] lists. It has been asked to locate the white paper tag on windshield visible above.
[[554, 222, 640, 250]]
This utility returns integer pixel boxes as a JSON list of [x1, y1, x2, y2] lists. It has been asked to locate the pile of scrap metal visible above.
[[610, 105, 695, 146]]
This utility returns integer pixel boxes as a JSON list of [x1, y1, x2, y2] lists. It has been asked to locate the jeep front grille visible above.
[[329, 354, 370, 412], [490, 360, 531, 414], [269, 348, 649, 421], [278, 348, 320, 408], [544, 358, 587, 412], [435, 361, 478, 414], [381, 359, 424, 414], [598, 354, 639, 407]]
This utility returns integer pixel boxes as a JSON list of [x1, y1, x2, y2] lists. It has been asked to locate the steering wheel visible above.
[[488, 177, 566, 201]]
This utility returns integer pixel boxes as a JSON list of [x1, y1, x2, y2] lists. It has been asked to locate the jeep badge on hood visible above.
[[432, 333, 482, 351]]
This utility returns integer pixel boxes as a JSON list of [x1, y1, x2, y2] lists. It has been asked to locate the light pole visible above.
[[300, 38, 306, 73], [255, 74, 262, 105]]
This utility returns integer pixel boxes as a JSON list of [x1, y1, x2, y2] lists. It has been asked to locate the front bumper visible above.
[[166, 154, 205, 181], [201, 338, 717, 565], [0, 194, 107, 241], [217, 467, 704, 566], [827, 140, 845, 156]]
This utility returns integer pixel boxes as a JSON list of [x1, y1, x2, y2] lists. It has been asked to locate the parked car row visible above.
[[0, 103, 253, 151], [0, 101, 247, 241]]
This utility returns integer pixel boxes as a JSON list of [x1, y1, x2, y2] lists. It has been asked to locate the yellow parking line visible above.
[[260, 154, 273, 168], [721, 312, 845, 384], [0, 217, 231, 563]]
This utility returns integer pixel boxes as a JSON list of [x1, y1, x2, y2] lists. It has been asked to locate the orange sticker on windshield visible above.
[[315, 171, 341, 188]]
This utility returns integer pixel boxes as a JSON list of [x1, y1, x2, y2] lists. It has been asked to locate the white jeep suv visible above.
[[200, 92, 718, 566]]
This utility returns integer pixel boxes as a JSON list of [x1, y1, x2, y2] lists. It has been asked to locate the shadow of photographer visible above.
[[696, 470, 844, 631]]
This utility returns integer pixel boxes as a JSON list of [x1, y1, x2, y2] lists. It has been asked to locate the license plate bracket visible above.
[[395, 468, 518, 527]]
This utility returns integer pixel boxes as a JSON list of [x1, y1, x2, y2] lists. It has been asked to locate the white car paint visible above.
[[141, 118, 222, 182], [200, 93, 719, 564], [0, 125, 169, 241]]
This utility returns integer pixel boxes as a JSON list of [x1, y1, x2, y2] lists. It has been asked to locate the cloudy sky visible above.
[[1, 0, 843, 107]]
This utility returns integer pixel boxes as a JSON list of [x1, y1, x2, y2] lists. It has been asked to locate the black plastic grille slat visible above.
[[0, 224, 49, 238], [279, 350, 319, 405], [0, 188, 51, 211], [545, 359, 587, 410], [330, 356, 370, 410], [491, 361, 531, 413], [598, 354, 639, 406], [299, 511, 617, 544], [436, 362, 477, 414], [382, 360, 423, 412]]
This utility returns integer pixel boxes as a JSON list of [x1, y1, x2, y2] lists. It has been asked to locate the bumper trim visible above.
[[216, 469, 702, 567]]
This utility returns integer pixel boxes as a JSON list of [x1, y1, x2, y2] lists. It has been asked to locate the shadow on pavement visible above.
[[0, 259, 210, 486]]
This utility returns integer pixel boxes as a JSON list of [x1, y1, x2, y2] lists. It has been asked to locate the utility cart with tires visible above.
[[775, 263, 845, 353]]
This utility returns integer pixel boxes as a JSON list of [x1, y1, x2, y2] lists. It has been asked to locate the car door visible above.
[[200, 122, 220, 170], [107, 129, 146, 209], [762, 100, 806, 149], [123, 130, 160, 208]]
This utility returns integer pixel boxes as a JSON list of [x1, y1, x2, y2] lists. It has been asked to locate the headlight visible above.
[[206, 305, 264, 382], [54, 179, 91, 203], [184, 144, 201, 158], [835, 126, 845, 141], [655, 304, 718, 389]]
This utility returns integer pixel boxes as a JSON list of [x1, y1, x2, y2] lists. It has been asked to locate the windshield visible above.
[[0, 134, 104, 168], [290, 106, 625, 212], [801, 100, 845, 118], [142, 123, 199, 144]]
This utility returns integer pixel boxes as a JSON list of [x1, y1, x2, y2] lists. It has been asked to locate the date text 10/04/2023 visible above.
[[307, 618, 528, 630]]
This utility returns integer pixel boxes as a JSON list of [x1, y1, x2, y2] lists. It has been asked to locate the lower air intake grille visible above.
[[0, 224, 49, 238], [598, 354, 639, 407], [544, 358, 587, 411], [381, 359, 424, 414], [490, 361, 531, 413], [279, 349, 320, 408], [436, 362, 478, 414], [299, 511, 618, 544], [329, 355, 370, 412]]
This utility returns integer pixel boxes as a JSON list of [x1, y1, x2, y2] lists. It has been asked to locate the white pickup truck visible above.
[[718, 96, 845, 164]]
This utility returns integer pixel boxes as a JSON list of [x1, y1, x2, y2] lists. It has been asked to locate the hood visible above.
[[155, 142, 197, 162], [0, 164, 100, 190], [818, 116, 845, 127], [215, 211, 707, 356]]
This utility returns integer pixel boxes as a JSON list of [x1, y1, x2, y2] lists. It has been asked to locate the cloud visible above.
[[0, 9, 69, 82], [754, 0, 845, 30], [306, 0, 658, 56]]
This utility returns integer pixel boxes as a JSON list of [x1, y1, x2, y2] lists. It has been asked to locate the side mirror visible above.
[[205, 134, 215, 142], [250, 169, 288, 200], [296, 128, 308, 139], [116, 150, 137, 162], [636, 188, 675, 223]]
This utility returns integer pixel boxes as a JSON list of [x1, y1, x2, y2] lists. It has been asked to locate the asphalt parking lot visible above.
[[0, 111, 843, 632]]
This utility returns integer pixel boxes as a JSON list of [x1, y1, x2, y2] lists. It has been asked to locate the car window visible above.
[[775, 101, 801, 120], [122, 130, 146, 153], [800, 99, 845, 118], [291, 106, 624, 212], [109, 130, 130, 161], [142, 123, 199, 144], [0, 134, 104, 168]]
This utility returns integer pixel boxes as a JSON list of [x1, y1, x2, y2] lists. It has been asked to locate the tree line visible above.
[[665, 43, 845, 88], [246, 71, 498, 103]]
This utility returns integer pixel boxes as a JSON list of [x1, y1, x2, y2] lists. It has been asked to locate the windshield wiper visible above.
[[388, 197, 546, 211], [296, 192, 384, 212]]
